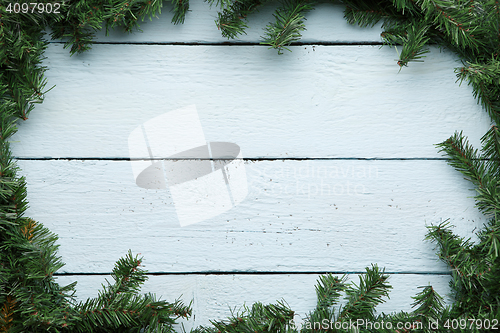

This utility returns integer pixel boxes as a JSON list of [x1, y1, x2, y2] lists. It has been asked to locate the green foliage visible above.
[[1, 0, 500, 332], [260, 0, 315, 54], [171, 0, 190, 24], [301, 267, 392, 332], [47, 0, 166, 54], [340, 265, 392, 321], [456, 59, 500, 125], [192, 301, 295, 333], [411, 285, 445, 328], [384, 19, 431, 67], [0, 8, 191, 322], [208, 0, 270, 39], [437, 130, 500, 218], [315, 274, 348, 309], [343, 0, 406, 28], [72, 251, 191, 332], [434, 130, 500, 318]]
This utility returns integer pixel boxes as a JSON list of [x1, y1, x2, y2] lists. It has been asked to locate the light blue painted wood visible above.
[[55, 274, 452, 329], [89, 1, 383, 44], [11, 2, 488, 325], [11, 44, 490, 158], [17, 159, 483, 273]]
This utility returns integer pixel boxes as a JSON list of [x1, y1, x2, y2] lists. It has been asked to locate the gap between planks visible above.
[[15, 157, 449, 161], [49, 41, 385, 46], [55, 271, 452, 276]]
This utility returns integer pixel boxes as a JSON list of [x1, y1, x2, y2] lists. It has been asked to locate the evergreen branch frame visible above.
[[1, 0, 499, 331]]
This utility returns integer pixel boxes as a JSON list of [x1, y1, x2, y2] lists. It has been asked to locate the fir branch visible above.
[[72, 252, 191, 332], [425, 220, 475, 273], [0, 295, 16, 332], [458, 58, 500, 86], [260, 0, 314, 54], [215, 0, 269, 39], [397, 20, 431, 66], [1, 0, 500, 330], [425, 220, 499, 315], [415, 0, 488, 53], [192, 300, 295, 333], [0, 115, 77, 332], [456, 59, 500, 124], [481, 126, 500, 180], [104, 0, 164, 33], [17, 221, 65, 279], [302, 274, 347, 332], [411, 285, 445, 326], [392, 0, 422, 15], [0, 12, 50, 119], [315, 274, 348, 309], [381, 19, 431, 67], [345, 10, 382, 28], [106, 250, 147, 297], [343, 0, 397, 28], [339, 264, 392, 320], [378, 310, 427, 331], [205, 0, 233, 8], [0, 96, 17, 143], [171, 0, 190, 24], [437, 132, 484, 187], [438, 132, 500, 217], [484, 0, 500, 54], [48, 0, 104, 54], [19, 218, 36, 243], [48, 0, 165, 55], [481, 225, 500, 260], [0, 119, 18, 209]]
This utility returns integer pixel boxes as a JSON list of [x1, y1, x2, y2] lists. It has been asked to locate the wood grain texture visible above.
[[89, 1, 384, 44], [17, 159, 484, 273], [54, 273, 452, 329], [11, 3, 489, 318], [10, 44, 491, 159]]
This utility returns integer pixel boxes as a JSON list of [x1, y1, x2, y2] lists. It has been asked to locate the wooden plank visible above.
[[55, 273, 452, 329], [17, 159, 484, 273], [87, 2, 384, 44], [11, 44, 491, 159], [11, 3, 482, 323]]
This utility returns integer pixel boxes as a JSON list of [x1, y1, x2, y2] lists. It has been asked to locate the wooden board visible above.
[[90, 1, 384, 44], [10, 2, 490, 327], [54, 273, 452, 329], [17, 159, 484, 273], [11, 44, 491, 159]]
